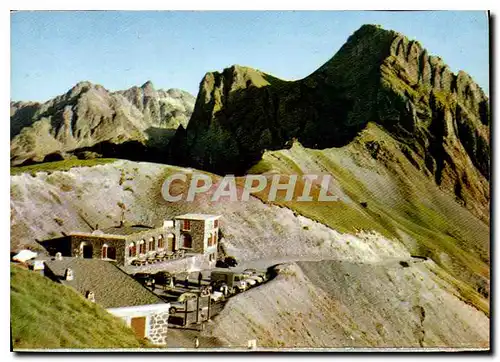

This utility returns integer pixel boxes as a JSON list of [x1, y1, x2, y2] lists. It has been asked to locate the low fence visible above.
[[168, 296, 225, 328]]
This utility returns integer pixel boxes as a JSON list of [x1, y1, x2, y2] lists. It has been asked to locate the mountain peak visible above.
[[73, 80, 94, 89], [64, 81, 108, 100], [170, 24, 490, 223], [352, 23, 387, 36], [70, 81, 94, 94], [141, 80, 155, 90]]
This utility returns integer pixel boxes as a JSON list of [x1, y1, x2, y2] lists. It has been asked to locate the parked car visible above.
[[215, 256, 239, 268], [215, 260, 229, 268], [216, 260, 229, 268], [169, 300, 196, 314], [211, 280, 230, 296], [243, 277, 257, 287], [169, 301, 185, 314], [210, 291, 225, 302], [243, 268, 267, 283], [243, 274, 263, 285], [169, 293, 198, 314], [132, 272, 154, 286], [177, 292, 198, 302], [232, 280, 247, 294], [152, 271, 172, 286], [211, 270, 247, 294], [225, 256, 238, 267], [168, 300, 208, 314]]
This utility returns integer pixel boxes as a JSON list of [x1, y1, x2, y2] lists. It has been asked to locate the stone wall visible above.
[[148, 311, 169, 345], [175, 218, 219, 266], [68, 225, 176, 266], [177, 219, 205, 253], [123, 227, 175, 265], [70, 235, 127, 265]]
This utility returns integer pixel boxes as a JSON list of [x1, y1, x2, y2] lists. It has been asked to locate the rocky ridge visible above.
[[11, 81, 195, 165], [168, 24, 490, 222]]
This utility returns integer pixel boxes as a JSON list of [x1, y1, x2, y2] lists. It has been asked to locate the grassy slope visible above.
[[247, 123, 489, 314], [10, 158, 118, 176], [11, 263, 149, 350]]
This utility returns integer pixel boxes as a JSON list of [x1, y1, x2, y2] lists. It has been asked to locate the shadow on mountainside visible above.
[[166, 76, 369, 176], [15, 127, 179, 167]]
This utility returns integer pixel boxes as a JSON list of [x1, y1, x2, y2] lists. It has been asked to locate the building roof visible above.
[[44, 258, 164, 309], [174, 213, 221, 221], [70, 225, 156, 239], [100, 225, 154, 236], [69, 231, 128, 240]]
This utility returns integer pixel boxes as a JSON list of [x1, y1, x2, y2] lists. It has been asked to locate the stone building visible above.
[[41, 214, 222, 267], [44, 257, 170, 344], [174, 214, 221, 265], [68, 222, 177, 266]]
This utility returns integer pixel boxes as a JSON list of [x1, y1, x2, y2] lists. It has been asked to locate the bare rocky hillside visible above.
[[203, 261, 488, 349], [10, 159, 489, 349]]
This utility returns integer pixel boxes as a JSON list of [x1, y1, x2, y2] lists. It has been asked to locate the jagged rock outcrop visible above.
[[168, 24, 490, 221], [10, 81, 195, 165]]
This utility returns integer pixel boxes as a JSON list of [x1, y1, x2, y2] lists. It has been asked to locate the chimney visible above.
[[33, 260, 45, 276], [120, 220, 124, 227], [86, 291, 95, 303], [95, 224, 99, 231], [55, 252, 63, 261], [64, 268, 74, 281]]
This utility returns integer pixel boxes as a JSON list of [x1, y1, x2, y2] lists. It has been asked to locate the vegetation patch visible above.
[[11, 264, 150, 349], [246, 135, 488, 314], [10, 159, 117, 176]]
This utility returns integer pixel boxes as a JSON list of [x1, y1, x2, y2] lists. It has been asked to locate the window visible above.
[[214, 219, 219, 228], [148, 237, 155, 251], [128, 242, 136, 257], [107, 247, 116, 260], [182, 220, 191, 231], [139, 240, 146, 254], [168, 234, 175, 251], [207, 233, 216, 247], [80, 242, 93, 259], [158, 235, 164, 249], [183, 234, 192, 248], [101, 245, 108, 259]]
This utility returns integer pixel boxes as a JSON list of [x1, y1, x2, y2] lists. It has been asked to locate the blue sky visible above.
[[11, 11, 489, 102]]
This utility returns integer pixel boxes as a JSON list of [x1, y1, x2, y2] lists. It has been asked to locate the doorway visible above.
[[130, 316, 146, 339], [107, 247, 116, 260], [81, 243, 93, 259]]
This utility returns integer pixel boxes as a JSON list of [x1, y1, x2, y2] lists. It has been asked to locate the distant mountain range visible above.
[[10, 81, 195, 165]]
